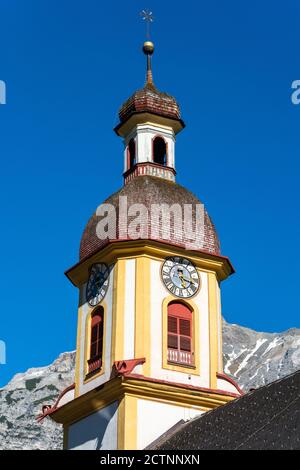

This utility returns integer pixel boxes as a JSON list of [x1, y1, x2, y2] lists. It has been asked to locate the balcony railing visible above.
[[167, 348, 194, 366], [87, 355, 102, 375]]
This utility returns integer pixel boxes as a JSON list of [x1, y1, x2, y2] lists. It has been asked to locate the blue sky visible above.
[[0, 0, 299, 387]]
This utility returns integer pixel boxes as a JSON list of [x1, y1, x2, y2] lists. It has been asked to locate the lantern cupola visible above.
[[114, 41, 185, 185]]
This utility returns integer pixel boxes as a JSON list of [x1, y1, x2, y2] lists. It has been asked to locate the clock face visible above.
[[161, 256, 200, 298], [86, 263, 110, 306]]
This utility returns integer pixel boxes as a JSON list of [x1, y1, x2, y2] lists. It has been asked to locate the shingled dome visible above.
[[80, 176, 220, 260], [119, 82, 182, 123]]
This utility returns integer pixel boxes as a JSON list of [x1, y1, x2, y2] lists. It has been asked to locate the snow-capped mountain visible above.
[[0, 320, 299, 450], [223, 320, 300, 390]]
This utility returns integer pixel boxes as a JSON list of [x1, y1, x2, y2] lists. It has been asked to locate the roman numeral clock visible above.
[[162, 257, 200, 298], [86, 264, 110, 306]]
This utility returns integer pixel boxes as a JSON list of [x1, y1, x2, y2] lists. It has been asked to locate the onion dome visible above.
[[80, 176, 220, 260], [115, 41, 185, 136], [119, 83, 182, 123]]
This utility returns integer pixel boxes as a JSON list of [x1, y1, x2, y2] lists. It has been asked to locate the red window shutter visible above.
[[179, 318, 192, 352], [168, 316, 178, 334], [90, 314, 102, 358], [88, 307, 104, 374], [91, 312, 102, 328], [97, 319, 103, 357], [90, 341, 97, 358], [180, 336, 191, 352], [168, 315, 179, 349], [167, 302, 193, 361], [168, 334, 178, 349], [179, 319, 191, 337], [91, 324, 98, 343], [168, 302, 192, 320]]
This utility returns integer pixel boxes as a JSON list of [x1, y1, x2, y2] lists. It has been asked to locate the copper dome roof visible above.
[[80, 176, 220, 260]]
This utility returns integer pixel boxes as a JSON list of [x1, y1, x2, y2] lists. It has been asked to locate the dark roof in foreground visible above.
[[149, 370, 300, 450]]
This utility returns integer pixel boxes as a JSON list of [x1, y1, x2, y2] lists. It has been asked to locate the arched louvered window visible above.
[[167, 302, 193, 366], [128, 138, 136, 169], [88, 307, 104, 375], [153, 136, 167, 166]]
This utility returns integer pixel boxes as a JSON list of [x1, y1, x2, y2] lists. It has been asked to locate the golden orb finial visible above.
[[143, 40, 154, 56]]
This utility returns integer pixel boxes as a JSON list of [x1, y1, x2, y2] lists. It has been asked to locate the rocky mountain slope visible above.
[[223, 320, 300, 390], [0, 352, 75, 450], [0, 320, 299, 450]]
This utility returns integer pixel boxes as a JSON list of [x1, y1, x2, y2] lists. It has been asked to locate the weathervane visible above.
[[140, 9, 155, 86], [140, 9, 154, 39]]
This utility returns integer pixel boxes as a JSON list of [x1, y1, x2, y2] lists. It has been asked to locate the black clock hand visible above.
[[182, 275, 196, 285], [177, 271, 187, 288]]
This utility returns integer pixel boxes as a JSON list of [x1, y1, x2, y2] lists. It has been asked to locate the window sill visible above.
[[167, 360, 196, 369], [84, 367, 102, 381]]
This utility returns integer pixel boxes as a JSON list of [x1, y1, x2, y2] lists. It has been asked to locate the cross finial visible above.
[[140, 9, 154, 39]]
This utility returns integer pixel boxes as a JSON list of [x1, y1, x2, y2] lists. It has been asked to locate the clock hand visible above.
[[177, 271, 186, 287], [182, 275, 196, 285]]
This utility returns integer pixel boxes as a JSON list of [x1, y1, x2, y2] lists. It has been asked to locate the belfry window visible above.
[[153, 136, 167, 166], [128, 138, 136, 169], [88, 307, 104, 375], [167, 302, 193, 366]]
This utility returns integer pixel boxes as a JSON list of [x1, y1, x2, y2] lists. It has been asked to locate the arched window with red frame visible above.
[[153, 136, 167, 166], [88, 307, 104, 375], [167, 301, 194, 366], [128, 138, 136, 170]]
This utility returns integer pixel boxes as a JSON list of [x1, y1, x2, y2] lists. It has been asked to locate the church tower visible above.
[[40, 38, 242, 450]]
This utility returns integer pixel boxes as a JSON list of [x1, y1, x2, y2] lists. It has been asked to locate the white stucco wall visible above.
[[58, 388, 75, 407], [123, 123, 176, 171], [137, 398, 203, 449], [68, 401, 118, 450], [216, 377, 241, 394]]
